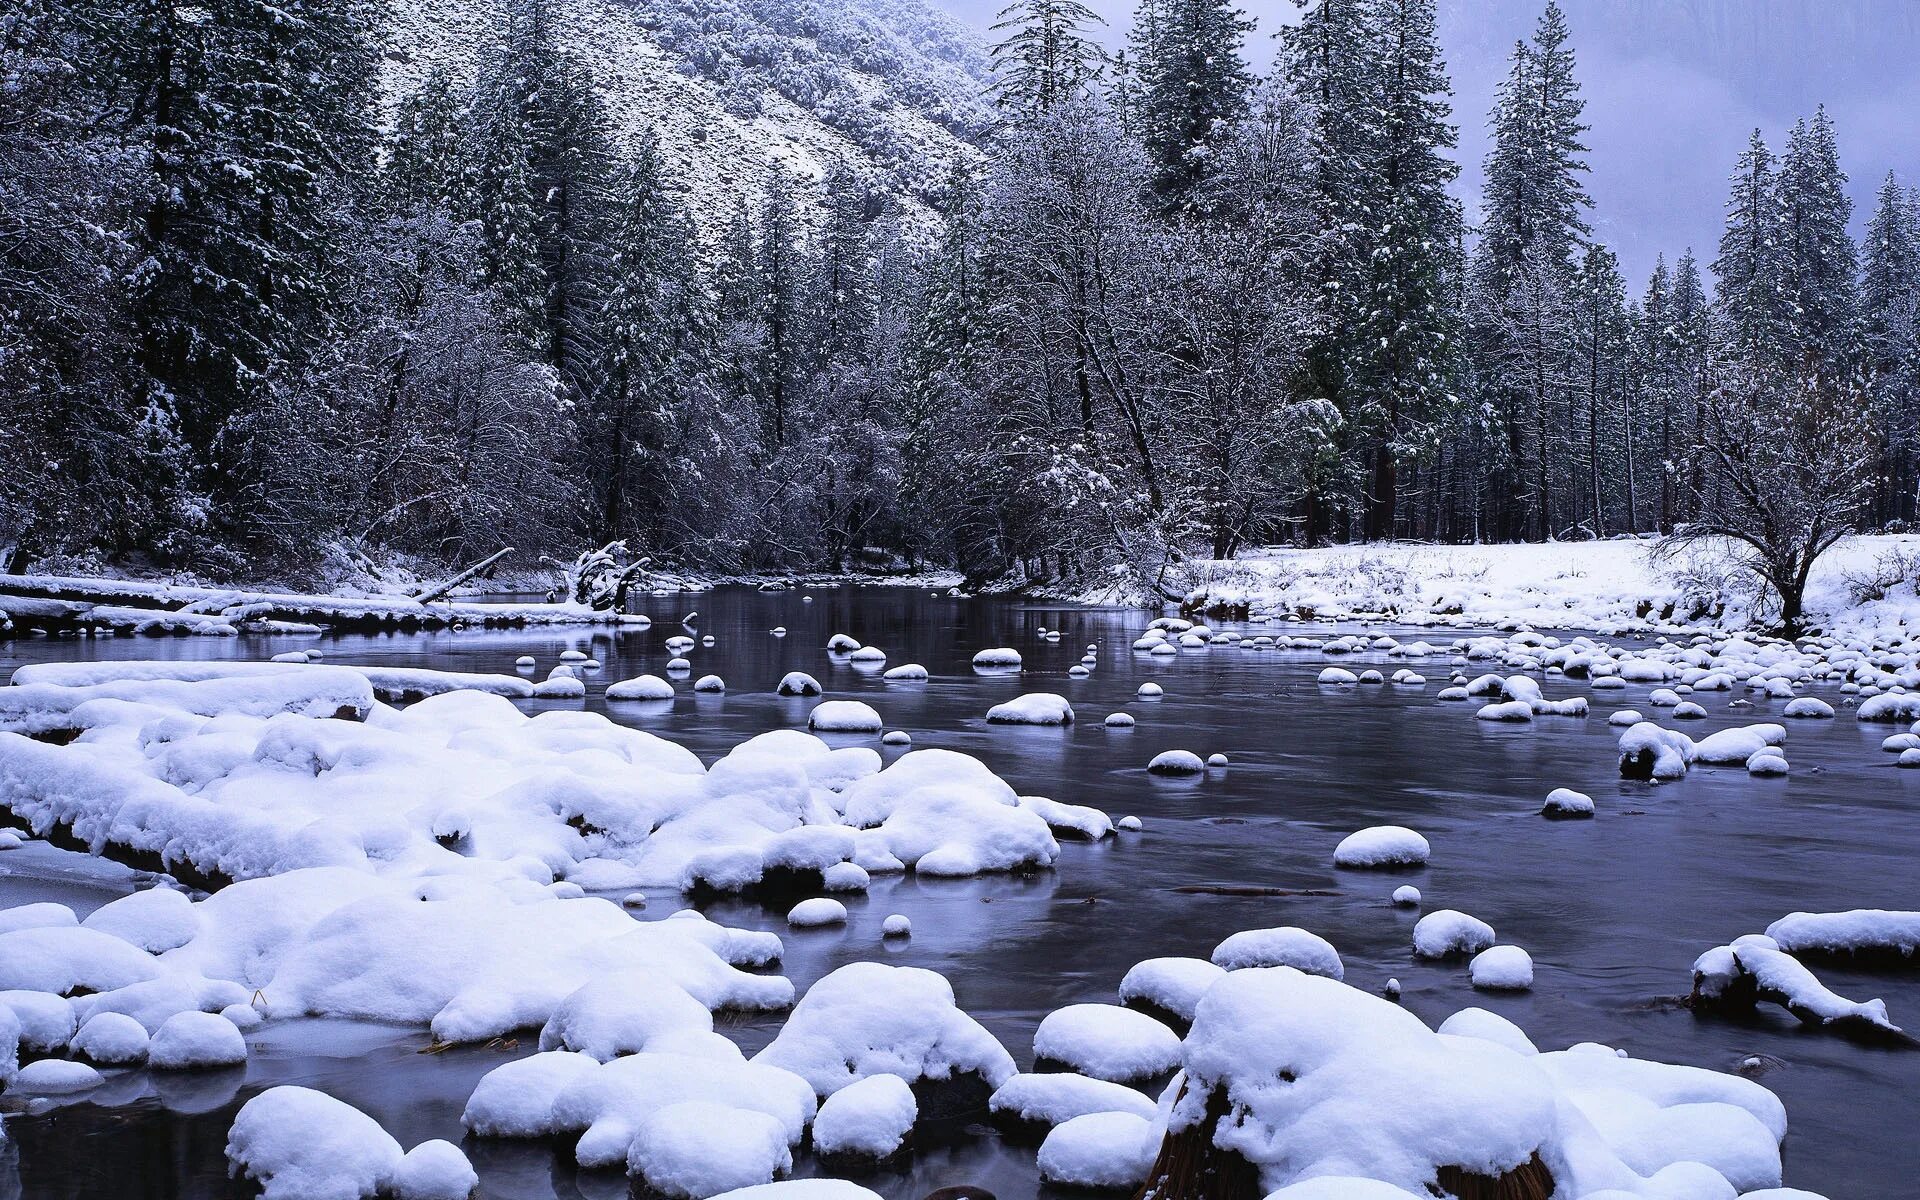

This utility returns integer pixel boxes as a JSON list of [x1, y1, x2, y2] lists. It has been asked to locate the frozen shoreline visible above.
[[1165, 534, 1920, 638]]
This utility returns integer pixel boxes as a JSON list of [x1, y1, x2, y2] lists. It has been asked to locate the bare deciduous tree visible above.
[[1659, 366, 1876, 633]]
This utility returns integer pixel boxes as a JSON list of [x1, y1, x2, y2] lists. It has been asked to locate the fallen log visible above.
[[414, 548, 514, 604]]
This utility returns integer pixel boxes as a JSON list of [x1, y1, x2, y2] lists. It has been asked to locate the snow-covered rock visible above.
[[1413, 909, 1497, 959], [226, 1086, 403, 1200], [1210, 927, 1343, 979], [986, 692, 1074, 725], [811, 1072, 917, 1164], [148, 1010, 248, 1069], [807, 700, 882, 733], [1333, 826, 1430, 868], [752, 963, 1014, 1111], [1032, 1003, 1181, 1083], [989, 1071, 1158, 1140], [1037, 1110, 1157, 1189], [1469, 946, 1534, 991]]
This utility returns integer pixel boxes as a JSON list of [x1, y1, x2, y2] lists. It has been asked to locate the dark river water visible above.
[[2, 585, 1916, 1199]]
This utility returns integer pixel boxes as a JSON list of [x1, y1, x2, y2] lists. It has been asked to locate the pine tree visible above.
[[1467, 1, 1592, 542], [1629, 255, 1671, 532], [127, 0, 382, 538], [1138, 0, 1254, 210], [592, 134, 708, 544], [1862, 173, 1920, 522], [1474, 2, 1590, 285], [1570, 243, 1628, 535], [1278, 0, 1381, 540], [756, 167, 805, 449], [387, 66, 466, 214], [1776, 106, 1857, 371], [1712, 129, 1789, 365], [1664, 249, 1712, 526], [815, 162, 877, 369], [462, 0, 615, 394], [989, 0, 1106, 119], [464, 75, 549, 351], [1353, 0, 1463, 539]]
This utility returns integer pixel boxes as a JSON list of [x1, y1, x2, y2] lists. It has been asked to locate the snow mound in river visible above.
[[1151, 966, 1790, 1197]]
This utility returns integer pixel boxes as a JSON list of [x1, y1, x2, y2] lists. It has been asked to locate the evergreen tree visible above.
[[755, 167, 805, 449], [1862, 173, 1920, 522], [1712, 129, 1789, 365], [1353, 0, 1463, 539], [463, 0, 615, 395], [988, 0, 1106, 119], [1467, 1, 1591, 541], [591, 134, 708, 545], [128, 0, 383, 539], [1776, 107, 1857, 371], [1138, 0, 1254, 210], [1628, 255, 1671, 532], [1569, 243, 1628, 535], [387, 66, 466, 214], [1278, 0, 1382, 540], [814, 162, 877, 369], [1474, 2, 1590, 284], [464, 75, 549, 351]]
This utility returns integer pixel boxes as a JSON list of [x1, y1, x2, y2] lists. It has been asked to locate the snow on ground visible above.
[[1175, 535, 1920, 638]]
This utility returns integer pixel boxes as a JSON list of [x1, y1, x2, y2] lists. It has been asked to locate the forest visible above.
[[2, 0, 1913, 597]]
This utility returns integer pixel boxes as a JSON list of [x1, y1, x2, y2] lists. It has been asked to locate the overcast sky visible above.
[[939, 0, 1920, 289]]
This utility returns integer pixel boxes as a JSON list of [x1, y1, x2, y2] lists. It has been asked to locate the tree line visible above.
[[2, 0, 1912, 596]]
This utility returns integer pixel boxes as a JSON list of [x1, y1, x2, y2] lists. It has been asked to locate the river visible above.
[[1, 584, 1914, 1198]]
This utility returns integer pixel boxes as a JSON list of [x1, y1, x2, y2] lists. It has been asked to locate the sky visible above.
[[936, 0, 1920, 289]]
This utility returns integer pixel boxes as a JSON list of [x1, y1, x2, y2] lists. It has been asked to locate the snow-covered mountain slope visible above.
[[383, 0, 992, 219]]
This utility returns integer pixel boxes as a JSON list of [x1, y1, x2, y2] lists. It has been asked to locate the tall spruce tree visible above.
[[1712, 130, 1789, 366], [1354, 0, 1463, 539], [1862, 173, 1920, 521], [127, 0, 382, 540], [1467, 1, 1591, 541], [1776, 107, 1857, 372], [591, 134, 708, 545], [755, 167, 805, 449], [988, 0, 1106, 119], [1138, 0, 1254, 210], [1569, 243, 1628, 535], [387, 66, 466, 214], [1279, 0, 1383, 540]]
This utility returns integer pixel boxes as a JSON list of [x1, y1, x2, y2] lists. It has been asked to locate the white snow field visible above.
[[1175, 534, 1920, 637]]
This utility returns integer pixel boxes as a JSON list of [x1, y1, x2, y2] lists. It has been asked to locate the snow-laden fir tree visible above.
[[1278, 0, 1386, 540], [462, 0, 616, 396], [387, 67, 467, 214], [754, 167, 806, 449], [1467, 0, 1591, 541], [1138, 0, 1254, 211], [1712, 130, 1790, 367], [1351, 0, 1463, 540], [1775, 107, 1857, 372], [127, 0, 382, 540], [988, 0, 1106, 119], [1569, 242, 1629, 536], [1861, 173, 1920, 521], [590, 133, 710, 546]]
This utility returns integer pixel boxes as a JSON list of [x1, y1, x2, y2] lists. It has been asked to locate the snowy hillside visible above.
[[382, 0, 992, 219]]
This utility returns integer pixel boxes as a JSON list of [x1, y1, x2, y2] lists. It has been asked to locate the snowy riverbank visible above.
[[1172, 535, 1920, 637]]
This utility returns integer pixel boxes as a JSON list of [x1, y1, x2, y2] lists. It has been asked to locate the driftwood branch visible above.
[[414, 548, 513, 604]]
